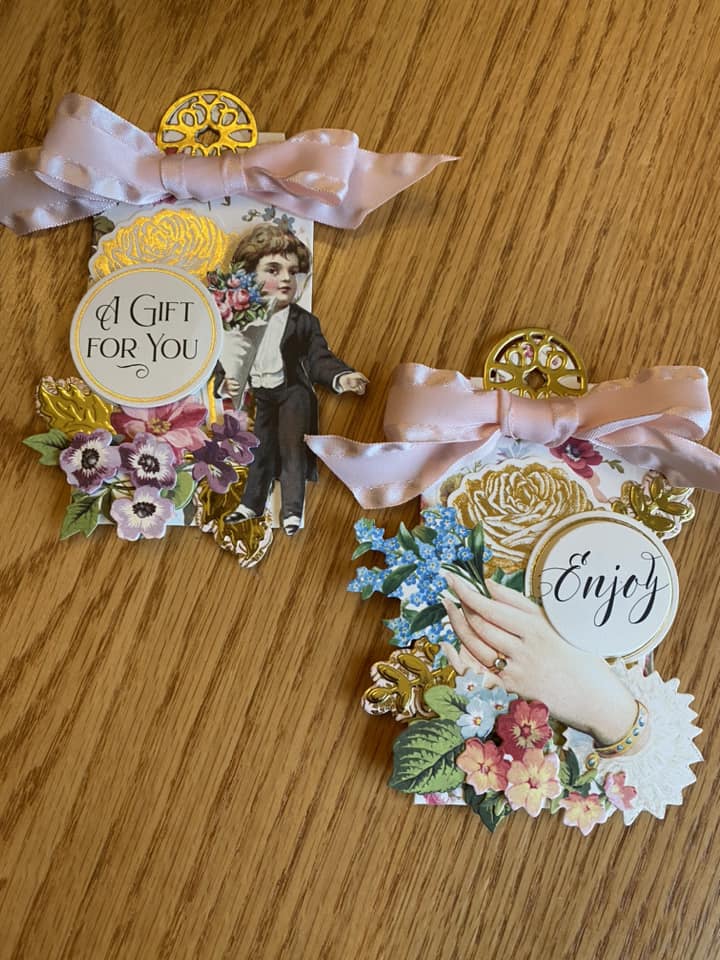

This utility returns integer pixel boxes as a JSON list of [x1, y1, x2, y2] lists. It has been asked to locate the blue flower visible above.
[[483, 546, 493, 562], [455, 671, 486, 700], [457, 697, 496, 740], [378, 536, 400, 557], [354, 518, 376, 543], [370, 527, 386, 549], [347, 566, 385, 594], [384, 617, 413, 647], [457, 546, 473, 562], [473, 686, 517, 716]]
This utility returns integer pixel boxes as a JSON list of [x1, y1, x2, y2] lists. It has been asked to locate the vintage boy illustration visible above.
[[216, 223, 367, 535]]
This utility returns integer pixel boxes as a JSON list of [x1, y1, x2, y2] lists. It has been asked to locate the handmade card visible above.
[[309, 329, 714, 832], [10, 90, 451, 566]]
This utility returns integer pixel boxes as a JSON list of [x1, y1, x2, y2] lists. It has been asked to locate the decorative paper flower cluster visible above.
[[24, 397, 258, 541], [351, 508, 638, 833], [205, 266, 266, 330], [400, 680, 636, 833], [349, 508, 501, 653]]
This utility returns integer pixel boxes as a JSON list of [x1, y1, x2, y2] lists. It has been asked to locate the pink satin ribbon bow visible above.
[[306, 363, 720, 508], [0, 93, 456, 234]]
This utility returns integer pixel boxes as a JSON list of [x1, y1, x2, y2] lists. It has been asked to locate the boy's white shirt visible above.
[[249, 306, 289, 388]]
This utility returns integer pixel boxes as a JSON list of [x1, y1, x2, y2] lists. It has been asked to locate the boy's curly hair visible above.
[[231, 223, 311, 273]]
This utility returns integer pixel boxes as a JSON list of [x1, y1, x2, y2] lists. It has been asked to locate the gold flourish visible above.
[[362, 639, 456, 722], [449, 462, 595, 574], [36, 377, 114, 435], [90, 209, 235, 281], [610, 472, 695, 537], [194, 464, 272, 567]]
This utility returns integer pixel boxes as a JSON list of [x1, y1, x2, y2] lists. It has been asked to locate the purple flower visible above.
[[111, 486, 175, 540], [191, 440, 237, 493], [119, 433, 177, 489], [211, 411, 259, 465], [59, 430, 121, 493]]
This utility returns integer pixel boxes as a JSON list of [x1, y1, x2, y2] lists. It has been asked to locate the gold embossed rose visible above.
[[448, 462, 595, 574]]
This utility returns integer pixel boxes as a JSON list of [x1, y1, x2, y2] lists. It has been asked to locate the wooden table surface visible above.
[[1, 1, 720, 957]]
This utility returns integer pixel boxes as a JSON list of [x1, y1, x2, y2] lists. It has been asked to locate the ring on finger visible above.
[[491, 656, 508, 674]]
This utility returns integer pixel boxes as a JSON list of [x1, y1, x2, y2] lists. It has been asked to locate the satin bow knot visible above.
[[495, 390, 579, 447], [0, 94, 456, 234], [307, 363, 720, 509]]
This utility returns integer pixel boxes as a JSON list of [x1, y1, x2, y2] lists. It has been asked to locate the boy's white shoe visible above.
[[225, 504, 257, 524], [282, 515, 302, 536]]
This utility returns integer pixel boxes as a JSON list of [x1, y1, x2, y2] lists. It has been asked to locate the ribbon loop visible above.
[[307, 363, 720, 508], [0, 94, 457, 234]]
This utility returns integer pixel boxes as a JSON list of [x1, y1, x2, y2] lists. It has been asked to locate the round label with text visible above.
[[526, 511, 679, 660], [70, 265, 222, 407]]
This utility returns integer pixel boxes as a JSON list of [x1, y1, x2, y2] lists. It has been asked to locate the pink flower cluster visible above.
[[455, 699, 636, 833], [458, 700, 562, 819]]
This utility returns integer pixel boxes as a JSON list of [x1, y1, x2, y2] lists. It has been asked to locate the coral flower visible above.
[[505, 748, 562, 817], [603, 772, 638, 812], [496, 699, 552, 760], [456, 739, 510, 795], [560, 791, 610, 835], [111, 398, 208, 461], [549, 437, 603, 479]]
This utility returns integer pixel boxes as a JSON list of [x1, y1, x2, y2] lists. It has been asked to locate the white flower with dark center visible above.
[[119, 433, 177, 489], [59, 429, 121, 493], [110, 486, 175, 540]]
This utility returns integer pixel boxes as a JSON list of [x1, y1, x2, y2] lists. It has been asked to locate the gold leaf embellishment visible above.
[[362, 639, 456, 722], [36, 377, 115, 435], [610, 472, 695, 537], [194, 464, 272, 567]]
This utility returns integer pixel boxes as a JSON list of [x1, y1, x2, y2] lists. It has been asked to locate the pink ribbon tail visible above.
[[308, 363, 720, 508], [0, 94, 457, 234]]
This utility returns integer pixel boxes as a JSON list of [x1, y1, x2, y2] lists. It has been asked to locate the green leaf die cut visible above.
[[405, 603, 447, 634], [60, 492, 103, 540], [23, 428, 69, 466], [381, 563, 418, 596], [423, 685, 467, 721], [397, 522, 420, 556], [166, 470, 196, 509], [389, 719, 465, 794], [467, 522, 486, 567], [412, 524, 437, 544], [351, 541, 374, 560]]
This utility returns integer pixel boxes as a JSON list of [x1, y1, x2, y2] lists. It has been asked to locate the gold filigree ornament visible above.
[[610, 472, 695, 538], [449, 461, 595, 575], [36, 376, 114, 435], [194, 464, 273, 568], [362, 639, 456, 722], [483, 328, 587, 398], [89, 209, 234, 281], [156, 90, 257, 156]]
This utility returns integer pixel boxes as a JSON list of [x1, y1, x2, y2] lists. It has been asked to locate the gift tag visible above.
[[70, 265, 222, 407], [526, 511, 679, 660], [342, 328, 703, 833], [23, 90, 373, 566]]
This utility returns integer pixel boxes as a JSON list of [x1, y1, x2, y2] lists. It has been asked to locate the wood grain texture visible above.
[[1, 1, 720, 957]]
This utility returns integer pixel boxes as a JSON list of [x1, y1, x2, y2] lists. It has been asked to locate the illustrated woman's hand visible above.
[[441, 574, 638, 746]]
